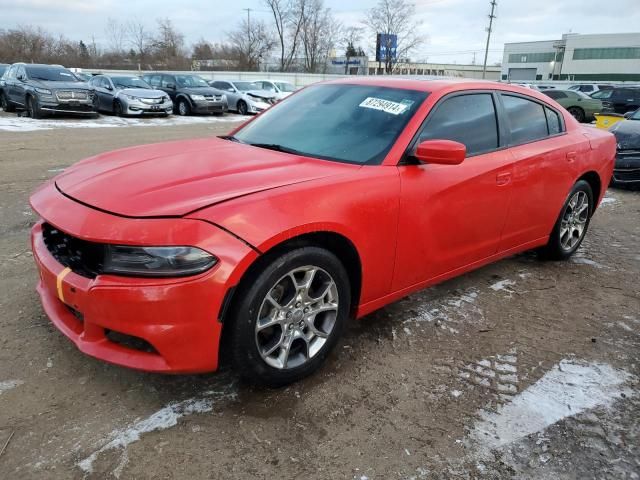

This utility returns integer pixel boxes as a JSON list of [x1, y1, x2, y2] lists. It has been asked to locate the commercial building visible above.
[[502, 32, 640, 82], [367, 60, 501, 80]]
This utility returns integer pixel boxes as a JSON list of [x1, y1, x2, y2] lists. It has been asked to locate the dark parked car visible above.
[[609, 109, 640, 188], [591, 87, 640, 115], [142, 73, 227, 116], [0, 63, 96, 118], [90, 74, 173, 116], [0, 64, 8, 79]]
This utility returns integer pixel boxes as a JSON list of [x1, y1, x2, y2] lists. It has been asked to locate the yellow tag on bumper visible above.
[[56, 267, 72, 303]]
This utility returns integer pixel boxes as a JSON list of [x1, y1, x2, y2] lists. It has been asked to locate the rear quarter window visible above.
[[502, 94, 549, 145]]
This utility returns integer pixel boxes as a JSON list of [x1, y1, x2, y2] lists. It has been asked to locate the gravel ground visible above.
[[0, 111, 638, 479]]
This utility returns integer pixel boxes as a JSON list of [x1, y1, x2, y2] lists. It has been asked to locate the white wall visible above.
[[562, 33, 640, 75]]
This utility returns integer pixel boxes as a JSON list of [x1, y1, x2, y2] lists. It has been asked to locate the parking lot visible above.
[[0, 112, 638, 479]]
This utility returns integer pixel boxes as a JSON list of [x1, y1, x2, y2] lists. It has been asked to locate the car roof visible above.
[[320, 77, 556, 100]]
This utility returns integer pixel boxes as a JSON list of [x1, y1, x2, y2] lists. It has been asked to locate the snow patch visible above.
[[77, 388, 236, 477], [468, 359, 632, 450], [405, 288, 484, 334], [0, 379, 24, 394], [600, 194, 617, 206], [489, 279, 515, 292], [0, 114, 248, 132]]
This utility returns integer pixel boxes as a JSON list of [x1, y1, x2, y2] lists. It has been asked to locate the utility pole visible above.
[[243, 8, 252, 36], [482, 0, 497, 79]]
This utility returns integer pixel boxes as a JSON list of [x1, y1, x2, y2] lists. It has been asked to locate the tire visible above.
[[92, 95, 100, 113], [539, 180, 593, 260], [177, 98, 191, 116], [568, 106, 585, 123], [26, 95, 42, 119], [228, 247, 351, 387], [114, 100, 124, 117], [237, 100, 248, 115], [1, 92, 15, 112]]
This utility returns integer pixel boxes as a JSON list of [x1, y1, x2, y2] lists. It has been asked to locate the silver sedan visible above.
[[209, 80, 276, 115], [90, 75, 173, 116]]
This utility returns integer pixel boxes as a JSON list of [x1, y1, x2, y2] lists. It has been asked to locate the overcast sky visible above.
[[1, 0, 638, 65]]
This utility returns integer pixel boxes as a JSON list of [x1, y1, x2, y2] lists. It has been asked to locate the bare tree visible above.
[[126, 20, 152, 66], [229, 19, 275, 71], [300, 0, 340, 73], [264, 0, 305, 72], [104, 17, 126, 54], [364, 0, 424, 73], [342, 26, 363, 74], [153, 18, 187, 68]]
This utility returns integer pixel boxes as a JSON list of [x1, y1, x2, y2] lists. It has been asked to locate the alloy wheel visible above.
[[559, 191, 589, 251], [255, 266, 339, 370]]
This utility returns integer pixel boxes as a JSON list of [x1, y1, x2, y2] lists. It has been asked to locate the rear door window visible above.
[[501, 94, 549, 145], [417, 93, 499, 157]]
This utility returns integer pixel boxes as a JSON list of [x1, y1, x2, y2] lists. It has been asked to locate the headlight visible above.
[[124, 94, 140, 101], [103, 245, 217, 277], [35, 88, 52, 95], [190, 94, 206, 101]]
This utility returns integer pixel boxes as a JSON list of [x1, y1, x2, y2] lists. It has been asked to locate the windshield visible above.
[[234, 81, 262, 92], [0, 66, 7, 77], [111, 76, 151, 89], [275, 82, 295, 92], [630, 109, 640, 120], [175, 75, 209, 88], [591, 90, 613, 99], [234, 84, 428, 165], [575, 91, 591, 99], [26, 66, 79, 82]]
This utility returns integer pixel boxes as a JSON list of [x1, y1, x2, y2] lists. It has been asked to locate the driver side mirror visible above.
[[623, 111, 634, 119], [17, 73, 26, 81], [413, 140, 466, 165], [166, 83, 176, 90]]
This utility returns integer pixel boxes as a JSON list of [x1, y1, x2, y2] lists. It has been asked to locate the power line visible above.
[[482, 0, 497, 79]]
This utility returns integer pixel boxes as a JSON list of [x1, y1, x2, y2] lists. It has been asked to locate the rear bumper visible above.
[[29, 185, 258, 373]]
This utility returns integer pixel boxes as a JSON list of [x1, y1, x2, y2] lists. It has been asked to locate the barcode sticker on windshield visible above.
[[359, 97, 412, 115]]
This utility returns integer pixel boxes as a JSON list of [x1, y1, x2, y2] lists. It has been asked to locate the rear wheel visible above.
[[177, 98, 191, 116], [237, 100, 248, 115], [568, 106, 585, 123], [539, 180, 593, 260], [229, 247, 350, 387], [1, 92, 15, 112]]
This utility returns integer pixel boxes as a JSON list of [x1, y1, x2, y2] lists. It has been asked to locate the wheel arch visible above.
[[577, 170, 601, 211], [225, 230, 363, 320]]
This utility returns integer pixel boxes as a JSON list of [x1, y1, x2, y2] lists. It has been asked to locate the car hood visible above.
[[245, 90, 276, 101], [179, 87, 222, 96], [611, 120, 640, 150], [118, 88, 166, 98], [55, 137, 358, 218], [33, 80, 91, 90]]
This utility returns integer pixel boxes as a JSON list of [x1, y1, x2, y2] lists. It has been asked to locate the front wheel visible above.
[[26, 95, 42, 119], [229, 247, 351, 387], [114, 100, 124, 116], [237, 100, 248, 115], [539, 180, 593, 260], [177, 98, 191, 116]]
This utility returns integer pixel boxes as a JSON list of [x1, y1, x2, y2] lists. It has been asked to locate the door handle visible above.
[[566, 151, 577, 163], [496, 172, 512, 186]]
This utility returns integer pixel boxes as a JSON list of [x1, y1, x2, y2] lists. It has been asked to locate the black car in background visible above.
[[591, 87, 640, 115], [0, 63, 96, 118], [609, 109, 640, 188], [142, 73, 227, 116]]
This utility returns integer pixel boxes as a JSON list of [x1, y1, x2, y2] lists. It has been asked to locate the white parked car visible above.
[[209, 80, 276, 115], [568, 84, 613, 94], [254, 80, 296, 100]]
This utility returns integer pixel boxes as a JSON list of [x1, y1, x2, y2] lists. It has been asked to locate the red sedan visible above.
[[30, 78, 616, 386]]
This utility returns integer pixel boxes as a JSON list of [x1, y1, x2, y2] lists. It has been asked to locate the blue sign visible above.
[[376, 33, 398, 62]]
